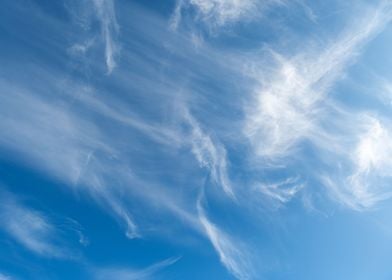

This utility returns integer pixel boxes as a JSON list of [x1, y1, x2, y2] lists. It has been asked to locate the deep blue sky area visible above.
[[2, 0, 392, 279]]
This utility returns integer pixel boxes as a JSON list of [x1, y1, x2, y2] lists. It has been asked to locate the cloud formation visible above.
[[245, 4, 391, 160], [245, 1, 392, 160], [238, 1, 392, 214], [94, 256, 180, 280], [67, 0, 119, 74], [171, 0, 285, 29], [182, 108, 234, 197], [0, 191, 77, 258], [197, 194, 251, 279], [3, 0, 392, 278], [324, 115, 392, 210], [256, 176, 304, 206], [92, 0, 119, 73]]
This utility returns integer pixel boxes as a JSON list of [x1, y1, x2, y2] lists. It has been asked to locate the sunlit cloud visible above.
[[323, 115, 392, 210], [245, 1, 392, 161]]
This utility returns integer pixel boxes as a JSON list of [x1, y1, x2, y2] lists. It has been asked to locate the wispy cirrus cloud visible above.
[[67, 0, 119, 74], [94, 256, 180, 280], [256, 176, 304, 206], [4, 0, 392, 278], [182, 107, 235, 197], [323, 115, 392, 210], [244, 1, 392, 161], [0, 191, 80, 259], [171, 0, 286, 29], [0, 78, 140, 239], [92, 0, 119, 73], [0, 72, 223, 240], [197, 194, 252, 280], [241, 1, 392, 212]]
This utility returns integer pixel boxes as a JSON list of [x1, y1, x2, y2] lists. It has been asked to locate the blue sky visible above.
[[1, 0, 392, 279]]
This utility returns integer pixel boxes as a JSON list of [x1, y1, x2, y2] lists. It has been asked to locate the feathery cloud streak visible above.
[[171, 0, 286, 29], [197, 193, 251, 280], [94, 257, 180, 280], [67, 0, 119, 73], [0, 191, 78, 258], [92, 0, 119, 73], [245, 1, 392, 160]]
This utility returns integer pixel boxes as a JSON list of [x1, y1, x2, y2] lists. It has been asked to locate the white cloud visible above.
[[353, 117, 392, 174], [0, 80, 139, 239], [68, 38, 95, 56], [0, 77, 209, 240], [190, 0, 257, 26], [89, 179, 141, 240], [72, 91, 183, 148], [244, 1, 392, 160], [67, 0, 119, 74], [92, 0, 120, 74], [324, 115, 392, 210], [256, 176, 304, 205], [0, 82, 103, 185], [170, 0, 184, 30], [197, 196, 251, 280], [7, 4, 392, 276], [0, 192, 73, 258], [65, 218, 90, 246], [172, 0, 286, 28], [182, 108, 235, 197], [95, 256, 180, 280]]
